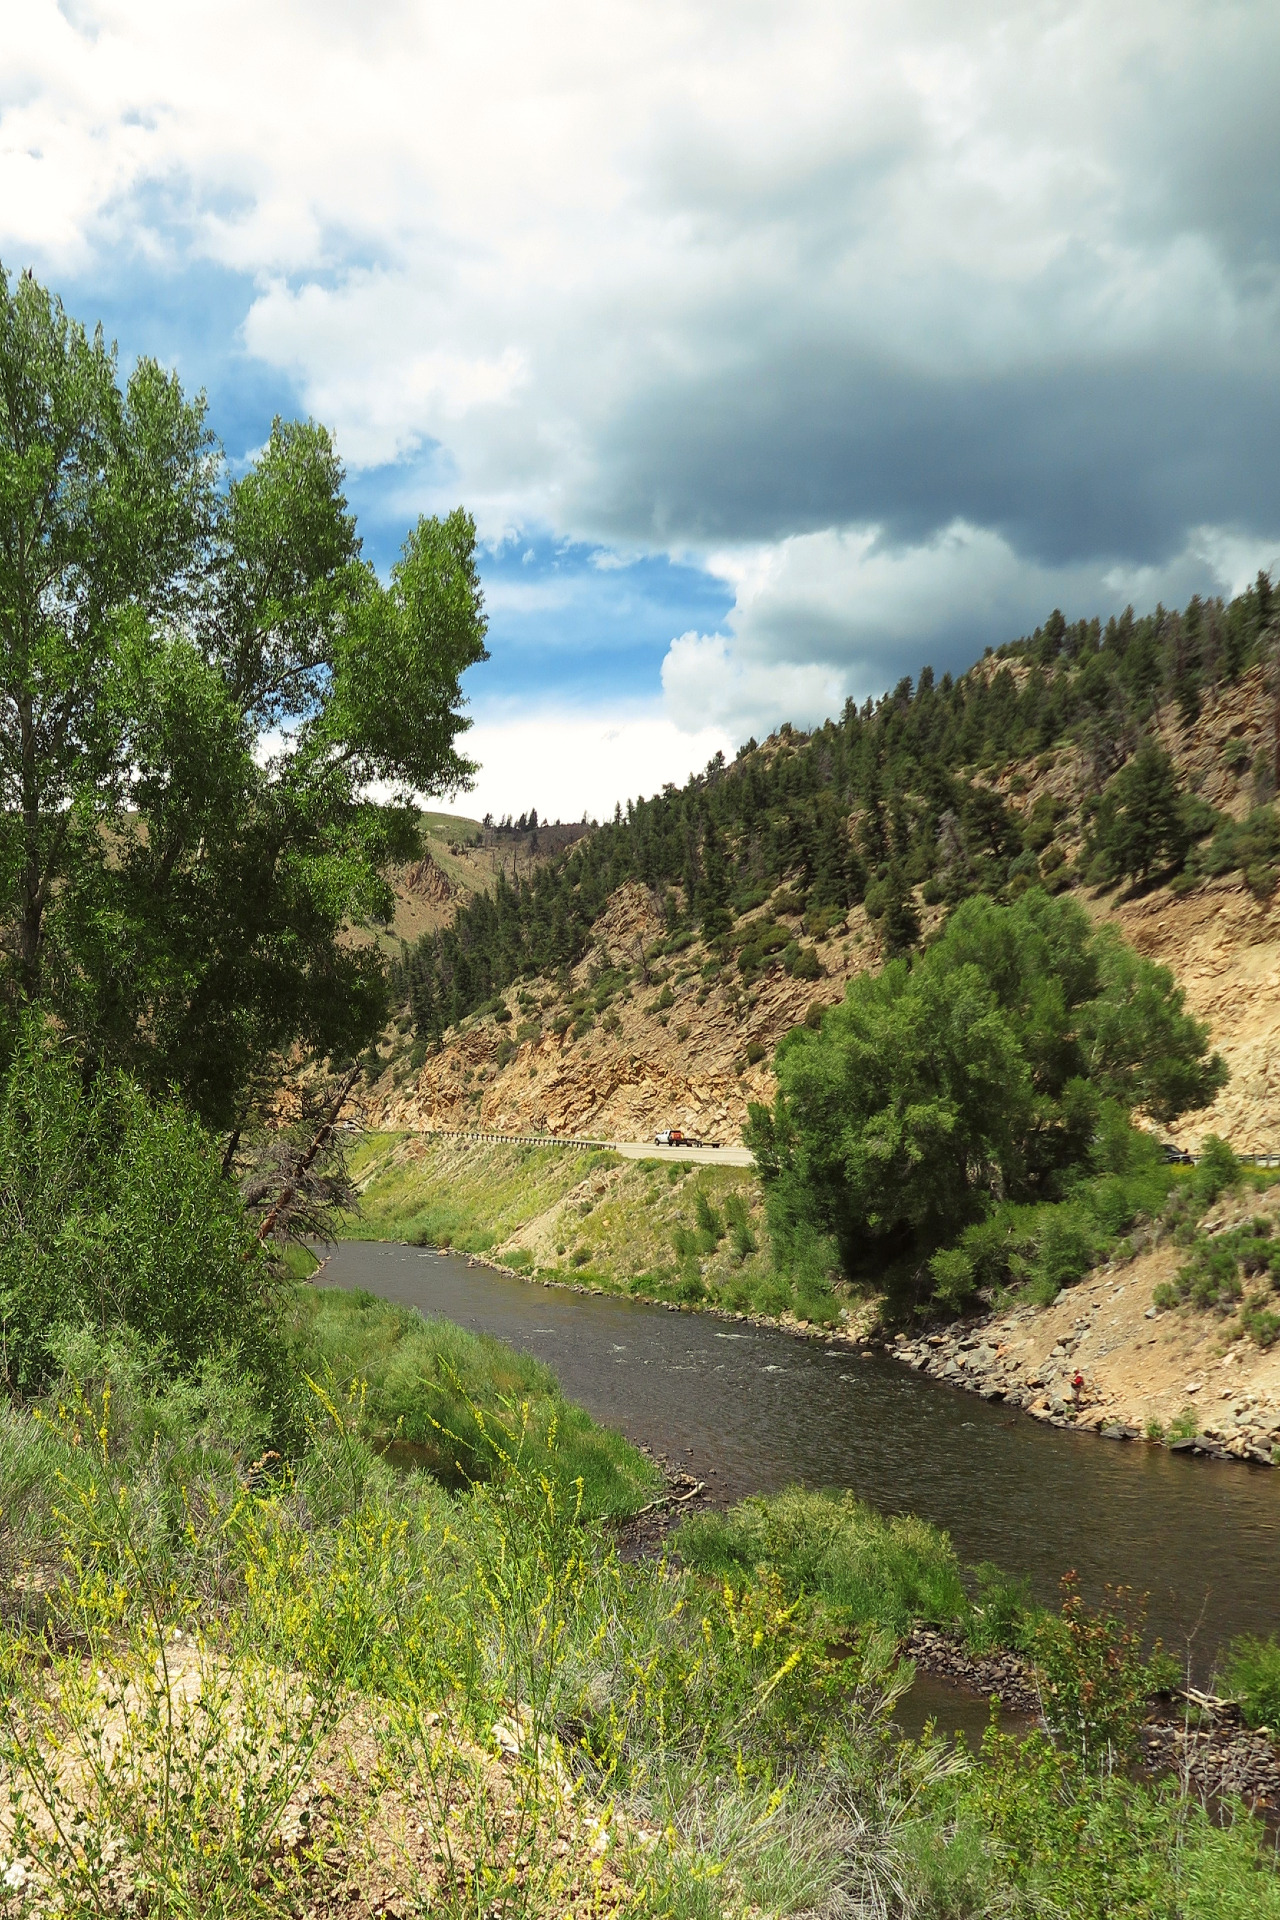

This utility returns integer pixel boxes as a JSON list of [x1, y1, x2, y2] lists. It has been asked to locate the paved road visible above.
[[383, 1124, 755, 1166], [613, 1140, 754, 1167]]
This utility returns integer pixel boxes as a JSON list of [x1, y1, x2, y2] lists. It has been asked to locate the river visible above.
[[317, 1241, 1280, 1673]]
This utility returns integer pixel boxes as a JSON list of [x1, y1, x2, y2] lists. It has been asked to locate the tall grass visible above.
[[290, 1284, 659, 1517], [675, 1487, 970, 1635], [1, 1388, 1278, 1918]]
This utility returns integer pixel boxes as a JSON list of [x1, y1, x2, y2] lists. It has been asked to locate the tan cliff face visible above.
[[363, 881, 892, 1142], [364, 671, 1279, 1152]]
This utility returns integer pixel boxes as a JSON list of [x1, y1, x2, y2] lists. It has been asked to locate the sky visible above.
[[4, 0, 1279, 821]]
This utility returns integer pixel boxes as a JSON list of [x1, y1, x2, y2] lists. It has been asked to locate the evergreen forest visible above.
[[400, 581, 1279, 1040]]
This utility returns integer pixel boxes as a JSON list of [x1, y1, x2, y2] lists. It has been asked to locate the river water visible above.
[[317, 1242, 1280, 1670]]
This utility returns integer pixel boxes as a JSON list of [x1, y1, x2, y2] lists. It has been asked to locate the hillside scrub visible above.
[[746, 890, 1226, 1313], [1151, 1144, 1280, 1348]]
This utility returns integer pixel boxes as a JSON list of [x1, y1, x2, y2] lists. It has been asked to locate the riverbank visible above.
[[6, 1288, 1280, 1915], [342, 1130, 799, 1318], [342, 1132, 1280, 1468], [889, 1177, 1280, 1463]]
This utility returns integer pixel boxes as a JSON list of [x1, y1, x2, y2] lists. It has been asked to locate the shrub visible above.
[[0, 1026, 275, 1393], [694, 1189, 724, 1242], [784, 942, 823, 980], [1192, 1133, 1241, 1207], [1030, 1574, 1176, 1766], [964, 1563, 1037, 1655], [724, 1192, 758, 1260], [1218, 1635, 1280, 1729], [676, 1486, 967, 1635], [1034, 1209, 1096, 1295], [745, 1038, 767, 1065], [929, 1246, 977, 1312]]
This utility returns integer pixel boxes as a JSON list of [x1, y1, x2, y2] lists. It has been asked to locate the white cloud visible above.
[[456, 704, 733, 823], [5, 0, 1280, 749], [661, 519, 1280, 740]]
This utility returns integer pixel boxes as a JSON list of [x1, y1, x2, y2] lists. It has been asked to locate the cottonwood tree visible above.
[[0, 266, 488, 1128], [746, 889, 1227, 1300]]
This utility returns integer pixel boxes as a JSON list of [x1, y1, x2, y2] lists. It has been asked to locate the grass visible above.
[[290, 1283, 659, 1518], [340, 1132, 839, 1324], [675, 1487, 971, 1637], [1218, 1635, 1280, 1730], [2, 1386, 1277, 1919]]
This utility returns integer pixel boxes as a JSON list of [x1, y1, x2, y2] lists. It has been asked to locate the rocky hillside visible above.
[[892, 1175, 1280, 1460], [359, 811, 587, 954], [360, 665, 1278, 1153]]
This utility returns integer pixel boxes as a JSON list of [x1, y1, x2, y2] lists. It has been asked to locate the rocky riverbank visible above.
[[887, 1183, 1280, 1464], [904, 1630, 1280, 1813]]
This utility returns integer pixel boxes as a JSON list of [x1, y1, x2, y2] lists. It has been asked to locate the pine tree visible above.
[[1093, 742, 1190, 883], [881, 861, 920, 957], [697, 822, 733, 940]]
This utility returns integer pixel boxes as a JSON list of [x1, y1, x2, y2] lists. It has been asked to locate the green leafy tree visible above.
[[745, 890, 1225, 1291], [0, 267, 488, 1127]]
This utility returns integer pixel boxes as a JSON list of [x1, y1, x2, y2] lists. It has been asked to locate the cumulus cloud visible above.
[[456, 706, 734, 824], [662, 519, 1280, 739], [5, 0, 1280, 771]]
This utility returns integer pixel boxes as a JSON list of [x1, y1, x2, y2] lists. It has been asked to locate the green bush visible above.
[[0, 1025, 276, 1393], [676, 1486, 968, 1635], [746, 890, 1224, 1307], [1192, 1133, 1241, 1207], [1159, 1213, 1277, 1323], [1219, 1635, 1280, 1729], [964, 1563, 1039, 1654], [724, 1191, 758, 1259]]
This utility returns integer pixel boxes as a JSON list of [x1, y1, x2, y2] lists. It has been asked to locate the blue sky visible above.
[[6, 0, 1280, 818]]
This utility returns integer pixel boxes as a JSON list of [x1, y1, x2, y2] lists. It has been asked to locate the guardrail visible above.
[[350, 1121, 1276, 1167], [418, 1127, 618, 1151]]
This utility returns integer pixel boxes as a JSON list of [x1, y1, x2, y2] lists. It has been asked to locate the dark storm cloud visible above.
[[590, 343, 1280, 568]]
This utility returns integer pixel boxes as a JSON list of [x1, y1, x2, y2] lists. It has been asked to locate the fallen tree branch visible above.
[[250, 1065, 361, 1251], [624, 1479, 707, 1524]]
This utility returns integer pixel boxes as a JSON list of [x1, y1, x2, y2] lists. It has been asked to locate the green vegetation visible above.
[[1219, 1635, 1280, 1730], [291, 1286, 657, 1515], [1152, 1144, 1280, 1346], [676, 1487, 970, 1635], [341, 1133, 830, 1320], [1084, 741, 1192, 885], [0, 1022, 280, 1396], [2, 1391, 1277, 1918], [0, 267, 486, 1131], [746, 889, 1223, 1313], [399, 581, 1278, 1040]]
